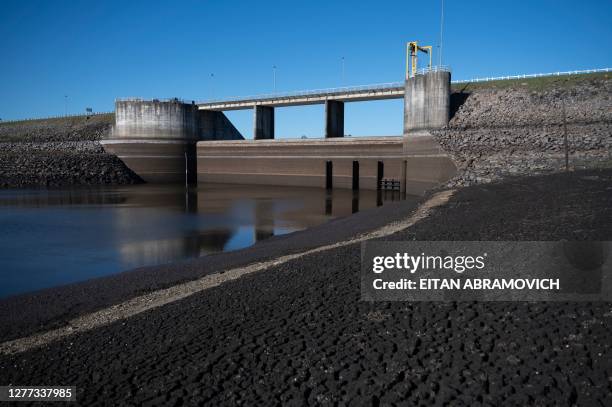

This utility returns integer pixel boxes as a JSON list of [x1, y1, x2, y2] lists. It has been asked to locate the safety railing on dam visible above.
[[197, 67, 610, 108], [452, 67, 611, 84], [196, 82, 406, 109]]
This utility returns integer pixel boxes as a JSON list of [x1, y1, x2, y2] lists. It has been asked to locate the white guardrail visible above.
[[197, 82, 406, 104], [452, 67, 611, 84], [198, 67, 610, 104], [2, 68, 609, 123]]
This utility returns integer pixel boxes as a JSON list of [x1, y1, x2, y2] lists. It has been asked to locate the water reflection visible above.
[[0, 184, 411, 298]]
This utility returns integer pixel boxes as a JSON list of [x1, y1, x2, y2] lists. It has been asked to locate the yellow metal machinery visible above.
[[406, 41, 433, 79]]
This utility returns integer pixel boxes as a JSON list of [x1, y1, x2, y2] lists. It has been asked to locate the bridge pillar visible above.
[[254, 106, 274, 139], [325, 100, 344, 138]]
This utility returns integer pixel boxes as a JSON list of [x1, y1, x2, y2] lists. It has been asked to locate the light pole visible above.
[[272, 65, 277, 93], [64, 95, 68, 116], [439, 0, 444, 66], [210, 73, 215, 99], [341, 57, 345, 85]]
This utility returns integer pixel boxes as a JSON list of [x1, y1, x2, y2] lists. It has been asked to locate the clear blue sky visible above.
[[1, 0, 610, 137]]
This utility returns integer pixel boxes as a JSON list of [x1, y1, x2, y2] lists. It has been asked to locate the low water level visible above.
[[0, 184, 406, 298]]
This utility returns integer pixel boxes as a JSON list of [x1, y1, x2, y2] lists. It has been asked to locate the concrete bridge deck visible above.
[[197, 82, 405, 111]]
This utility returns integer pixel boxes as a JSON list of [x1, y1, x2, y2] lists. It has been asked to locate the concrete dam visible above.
[[101, 69, 456, 195]]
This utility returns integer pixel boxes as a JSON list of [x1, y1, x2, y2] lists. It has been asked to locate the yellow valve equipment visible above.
[[406, 41, 433, 79]]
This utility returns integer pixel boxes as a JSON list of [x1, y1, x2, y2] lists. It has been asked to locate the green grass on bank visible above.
[[451, 71, 609, 92], [0, 113, 115, 128]]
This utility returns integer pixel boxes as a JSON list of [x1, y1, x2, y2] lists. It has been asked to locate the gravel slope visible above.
[[0, 114, 141, 187], [436, 73, 612, 186]]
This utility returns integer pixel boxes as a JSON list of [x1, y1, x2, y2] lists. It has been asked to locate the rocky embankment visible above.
[[435, 73, 612, 186], [0, 114, 141, 188]]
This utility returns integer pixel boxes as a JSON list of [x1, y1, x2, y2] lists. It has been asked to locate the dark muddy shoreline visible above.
[[1, 169, 611, 406]]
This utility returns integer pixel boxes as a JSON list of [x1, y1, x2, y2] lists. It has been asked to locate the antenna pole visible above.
[[439, 0, 444, 66]]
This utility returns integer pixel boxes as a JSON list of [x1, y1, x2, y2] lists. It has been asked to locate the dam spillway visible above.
[[102, 69, 456, 194]]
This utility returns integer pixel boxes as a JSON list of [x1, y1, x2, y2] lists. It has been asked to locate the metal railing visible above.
[[197, 82, 405, 105], [413, 65, 451, 76], [452, 67, 610, 84], [115, 97, 192, 103], [198, 67, 609, 104]]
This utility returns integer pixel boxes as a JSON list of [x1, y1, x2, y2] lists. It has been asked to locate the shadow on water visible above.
[[0, 184, 414, 298]]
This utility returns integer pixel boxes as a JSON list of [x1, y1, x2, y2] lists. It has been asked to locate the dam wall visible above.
[[5, 73, 607, 190], [99, 70, 453, 192], [197, 137, 405, 190], [196, 71, 455, 194]]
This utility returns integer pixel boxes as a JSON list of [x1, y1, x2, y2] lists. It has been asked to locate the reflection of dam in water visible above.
[[0, 183, 412, 297], [111, 184, 405, 266], [0, 184, 412, 297]]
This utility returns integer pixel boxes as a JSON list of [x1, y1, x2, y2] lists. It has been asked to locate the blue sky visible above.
[[1, 0, 610, 137]]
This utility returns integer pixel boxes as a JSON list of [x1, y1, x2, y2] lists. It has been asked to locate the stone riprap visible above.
[[0, 115, 141, 188], [434, 74, 612, 186]]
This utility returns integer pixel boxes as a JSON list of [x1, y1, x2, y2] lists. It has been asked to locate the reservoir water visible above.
[[0, 184, 405, 299]]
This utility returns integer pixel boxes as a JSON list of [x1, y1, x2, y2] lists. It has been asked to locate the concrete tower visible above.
[[402, 69, 457, 194], [102, 99, 243, 183]]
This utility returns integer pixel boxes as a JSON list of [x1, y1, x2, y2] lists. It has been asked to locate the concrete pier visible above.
[[102, 99, 243, 183], [325, 100, 344, 138], [102, 100, 198, 183], [254, 106, 274, 140]]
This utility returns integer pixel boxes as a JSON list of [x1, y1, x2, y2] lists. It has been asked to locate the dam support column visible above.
[[325, 100, 344, 138], [403, 69, 456, 195], [254, 106, 274, 140]]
